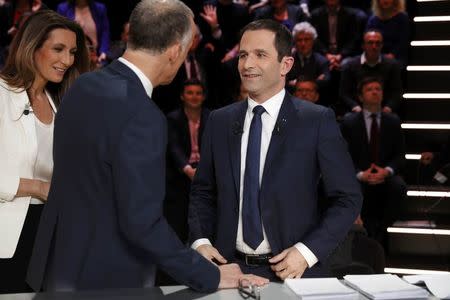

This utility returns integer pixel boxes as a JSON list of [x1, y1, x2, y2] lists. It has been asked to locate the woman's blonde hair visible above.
[[372, 0, 405, 19], [0, 9, 90, 105]]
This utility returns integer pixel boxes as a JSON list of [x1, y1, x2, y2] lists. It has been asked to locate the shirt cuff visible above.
[[191, 238, 212, 250], [385, 167, 394, 176], [356, 171, 364, 181], [294, 242, 318, 268]]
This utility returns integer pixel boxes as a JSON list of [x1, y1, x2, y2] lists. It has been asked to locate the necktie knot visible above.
[[253, 105, 266, 116], [370, 113, 377, 121]]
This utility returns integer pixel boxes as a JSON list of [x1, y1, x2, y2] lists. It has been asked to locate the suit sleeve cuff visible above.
[[191, 238, 212, 250], [385, 167, 394, 176], [294, 242, 318, 268], [356, 171, 364, 181]]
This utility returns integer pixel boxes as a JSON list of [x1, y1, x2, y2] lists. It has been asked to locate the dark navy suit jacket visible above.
[[340, 111, 406, 173], [26, 60, 219, 292], [189, 93, 362, 276]]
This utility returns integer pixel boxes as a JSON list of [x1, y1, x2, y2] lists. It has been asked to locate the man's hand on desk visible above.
[[269, 246, 308, 280], [197, 244, 227, 265], [218, 263, 269, 289]]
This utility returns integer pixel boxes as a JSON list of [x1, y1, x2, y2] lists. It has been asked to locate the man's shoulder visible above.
[[381, 112, 401, 125], [341, 111, 362, 125]]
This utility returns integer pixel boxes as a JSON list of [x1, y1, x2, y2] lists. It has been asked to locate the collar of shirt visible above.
[[363, 109, 381, 120], [247, 89, 285, 120], [361, 52, 382, 67], [118, 57, 153, 98]]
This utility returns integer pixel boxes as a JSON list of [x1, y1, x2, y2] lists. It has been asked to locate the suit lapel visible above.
[[358, 112, 371, 165], [261, 94, 296, 187], [228, 101, 247, 199]]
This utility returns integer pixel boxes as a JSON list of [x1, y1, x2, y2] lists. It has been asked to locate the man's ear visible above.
[[280, 56, 294, 76], [167, 42, 183, 64]]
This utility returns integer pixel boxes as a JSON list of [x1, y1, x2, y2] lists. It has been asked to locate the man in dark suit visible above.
[[310, 0, 360, 70], [287, 21, 330, 101], [340, 30, 402, 113], [253, 0, 308, 32], [189, 19, 362, 281], [340, 77, 406, 243], [152, 24, 220, 113], [26, 0, 268, 293], [165, 79, 210, 243]]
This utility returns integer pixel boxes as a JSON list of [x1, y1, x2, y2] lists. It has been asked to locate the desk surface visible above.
[[0, 283, 440, 300]]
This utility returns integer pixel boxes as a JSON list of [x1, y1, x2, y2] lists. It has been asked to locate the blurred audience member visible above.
[[288, 22, 330, 93], [0, 0, 46, 67], [198, 0, 250, 62], [165, 79, 210, 243], [294, 78, 320, 104], [253, 0, 308, 31], [367, 0, 410, 67], [153, 24, 220, 112], [107, 22, 129, 62], [57, 0, 110, 65], [0, 10, 88, 294], [340, 77, 406, 244], [340, 30, 402, 113], [310, 0, 360, 71]]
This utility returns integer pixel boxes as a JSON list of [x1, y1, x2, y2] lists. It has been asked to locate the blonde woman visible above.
[[367, 0, 410, 67], [0, 10, 89, 293]]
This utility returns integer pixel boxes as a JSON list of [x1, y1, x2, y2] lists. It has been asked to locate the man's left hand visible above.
[[269, 247, 308, 280]]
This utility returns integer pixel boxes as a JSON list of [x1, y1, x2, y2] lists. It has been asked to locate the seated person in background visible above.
[[420, 136, 450, 185], [165, 79, 211, 244], [367, 0, 410, 67], [294, 77, 320, 104], [340, 30, 402, 113], [310, 0, 360, 71], [340, 77, 406, 244], [287, 22, 330, 93], [57, 0, 110, 65], [153, 24, 220, 113], [107, 22, 129, 62], [198, 0, 250, 62], [253, 0, 308, 31]]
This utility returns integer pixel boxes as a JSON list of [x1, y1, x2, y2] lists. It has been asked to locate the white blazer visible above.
[[0, 79, 57, 258]]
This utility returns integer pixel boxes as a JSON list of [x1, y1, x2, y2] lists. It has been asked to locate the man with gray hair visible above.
[[26, 0, 268, 293], [287, 22, 330, 95]]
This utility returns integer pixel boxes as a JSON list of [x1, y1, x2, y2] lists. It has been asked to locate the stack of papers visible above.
[[285, 278, 359, 299], [343, 274, 429, 299], [403, 274, 450, 299]]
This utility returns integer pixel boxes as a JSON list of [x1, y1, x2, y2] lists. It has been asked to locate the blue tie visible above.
[[242, 105, 266, 250]]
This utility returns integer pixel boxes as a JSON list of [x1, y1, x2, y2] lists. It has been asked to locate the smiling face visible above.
[[238, 29, 292, 103], [33, 28, 77, 85]]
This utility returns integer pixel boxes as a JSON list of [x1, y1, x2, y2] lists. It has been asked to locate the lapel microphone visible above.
[[23, 102, 33, 116], [232, 121, 243, 135]]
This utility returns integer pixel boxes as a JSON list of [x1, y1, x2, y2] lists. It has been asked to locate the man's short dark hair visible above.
[[240, 19, 293, 62], [296, 76, 318, 92], [128, 0, 194, 54], [357, 76, 384, 95], [363, 29, 383, 41], [181, 78, 205, 93]]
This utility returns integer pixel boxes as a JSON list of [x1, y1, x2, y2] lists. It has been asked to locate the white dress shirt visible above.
[[192, 89, 318, 268], [356, 109, 394, 180]]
